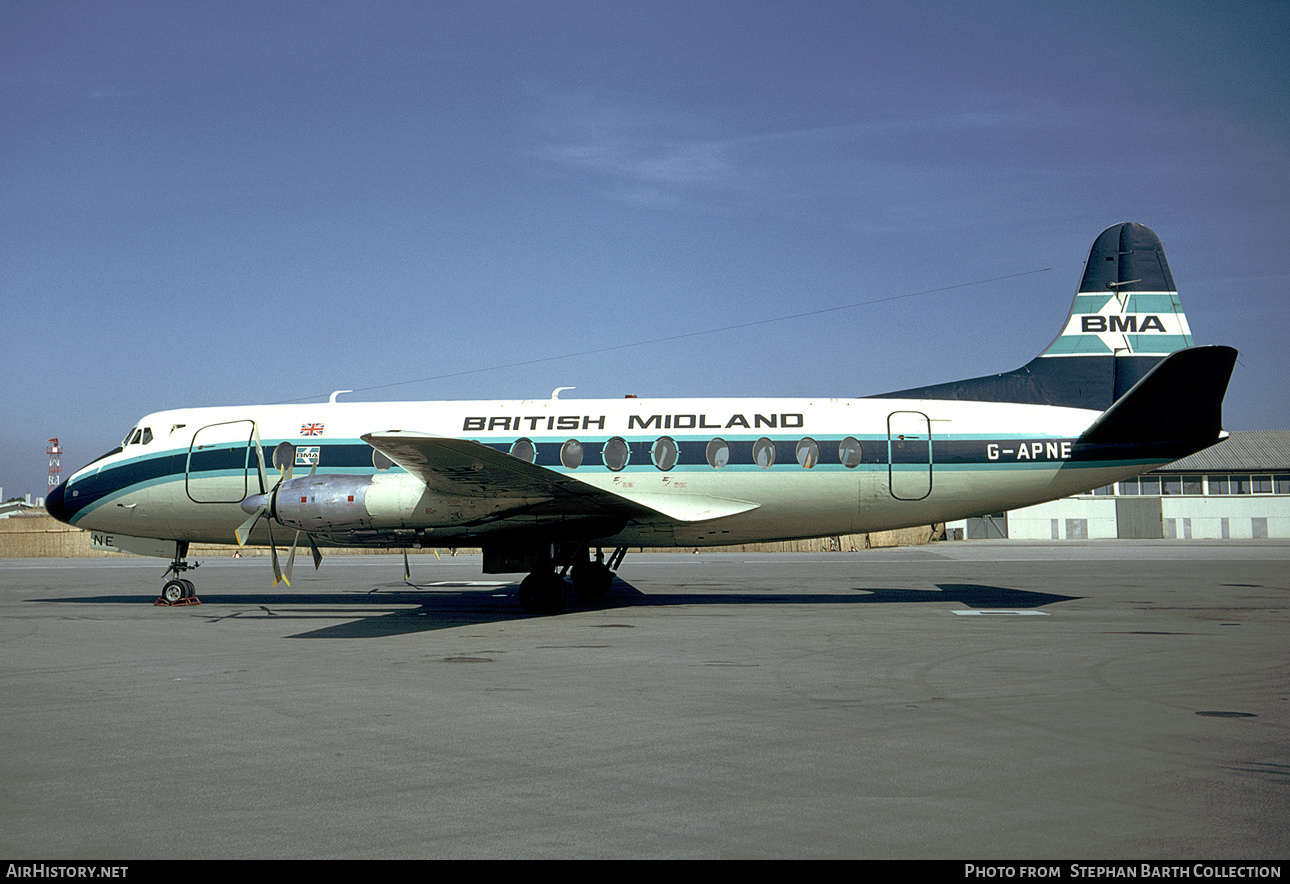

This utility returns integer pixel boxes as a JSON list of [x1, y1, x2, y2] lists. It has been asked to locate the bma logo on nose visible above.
[[1082, 315, 1167, 333]]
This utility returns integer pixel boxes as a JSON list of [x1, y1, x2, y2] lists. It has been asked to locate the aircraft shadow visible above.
[[36, 580, 1078, 639]]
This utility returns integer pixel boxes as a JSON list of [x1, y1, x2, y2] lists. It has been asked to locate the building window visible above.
[[1139, 475, 1160, 496], [1209, 476, 1228, 495], [1276, 475, 1290, 494], [1119, 478, 1139, 495], [1251, 475, 1272, 494], [1162, 476, 1182, 496], [1183, 476, 1203, 495]]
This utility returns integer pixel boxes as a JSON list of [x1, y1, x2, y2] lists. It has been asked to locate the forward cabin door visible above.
[[186, 420, 257, 504]]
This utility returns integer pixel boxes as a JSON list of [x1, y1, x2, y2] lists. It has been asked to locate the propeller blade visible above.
[[251, 424, 270, 495], [306, 533, 323, 571], [403, 549, 411, 582], [235, 504, 266, 547], [239, 436, 320, 588], [282, 530, 300, 587], [267, 519, 287, 586]]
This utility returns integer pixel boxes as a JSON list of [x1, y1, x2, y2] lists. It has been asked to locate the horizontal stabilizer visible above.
[[1078, 345, 1237, 450]]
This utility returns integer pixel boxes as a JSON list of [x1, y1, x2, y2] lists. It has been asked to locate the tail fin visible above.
[[875, 222, 1201, 410], [1041, 222, 1195, 401]]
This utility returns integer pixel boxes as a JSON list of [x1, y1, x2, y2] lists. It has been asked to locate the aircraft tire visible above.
[[518, 572, 566, 616], [161, 579, 187, 604], [573, 561, 614, 600]]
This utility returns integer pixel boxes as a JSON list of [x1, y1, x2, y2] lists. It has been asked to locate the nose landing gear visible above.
[[155, 542, 201, 606]]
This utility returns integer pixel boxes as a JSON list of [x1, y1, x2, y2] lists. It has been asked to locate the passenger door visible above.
[[186, 420, 257, 504], [887, 411, 932, 501]]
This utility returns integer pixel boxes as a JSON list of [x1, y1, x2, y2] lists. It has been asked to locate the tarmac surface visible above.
[[1, 541, 1287, 860]]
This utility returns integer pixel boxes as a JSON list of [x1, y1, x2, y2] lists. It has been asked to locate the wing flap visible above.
[[604, 491, 758, 522]]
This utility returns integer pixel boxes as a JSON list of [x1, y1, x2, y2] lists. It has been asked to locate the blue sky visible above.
[[3, 1, 1288, 500]]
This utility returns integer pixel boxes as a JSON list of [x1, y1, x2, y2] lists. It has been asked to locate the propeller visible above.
[[235, 428, 322, 586]]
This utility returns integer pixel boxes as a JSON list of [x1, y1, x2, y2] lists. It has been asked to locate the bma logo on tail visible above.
[[1081, 314, 1166, 333], [1046, 292, 1193, 357]]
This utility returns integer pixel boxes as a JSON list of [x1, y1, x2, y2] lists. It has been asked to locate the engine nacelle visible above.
[[272, 474, 377, 531], [268, 472, 532, 533]]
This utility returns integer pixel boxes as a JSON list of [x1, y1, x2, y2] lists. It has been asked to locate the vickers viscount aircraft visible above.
[[47, 223, 1237, 614]]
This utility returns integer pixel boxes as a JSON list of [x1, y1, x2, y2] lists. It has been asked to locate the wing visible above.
[[361, 431, 759, 523]]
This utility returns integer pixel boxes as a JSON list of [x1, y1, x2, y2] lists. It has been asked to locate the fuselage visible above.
[[49, 393, 1164, 550]]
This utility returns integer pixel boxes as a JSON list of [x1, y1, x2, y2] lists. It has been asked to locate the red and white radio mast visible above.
[[47, 438, 62, 490]]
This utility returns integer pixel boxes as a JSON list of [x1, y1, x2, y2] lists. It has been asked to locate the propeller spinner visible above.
[[234, 431, 322, 586]]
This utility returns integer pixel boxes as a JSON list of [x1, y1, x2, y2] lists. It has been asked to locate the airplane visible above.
[[46, 222, 1237, 615]]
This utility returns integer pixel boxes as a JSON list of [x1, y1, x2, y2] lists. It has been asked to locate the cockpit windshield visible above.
[[121, 426, 154, 447]]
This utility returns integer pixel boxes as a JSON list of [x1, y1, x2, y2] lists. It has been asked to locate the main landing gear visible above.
[[517, 545, 627, 616], [156, 541, 201, 606]]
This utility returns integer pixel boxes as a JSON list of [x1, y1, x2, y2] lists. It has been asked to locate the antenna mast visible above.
[[47, 438, 62, 490]]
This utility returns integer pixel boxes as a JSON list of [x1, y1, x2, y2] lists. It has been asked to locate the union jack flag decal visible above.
[[299, 422, 325, 437]]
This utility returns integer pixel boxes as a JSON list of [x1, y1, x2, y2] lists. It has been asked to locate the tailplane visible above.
[[1077, 344, 1237, 460]]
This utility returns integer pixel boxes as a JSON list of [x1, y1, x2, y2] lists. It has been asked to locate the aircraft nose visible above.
[[240, 493, 268, 515], [46, 480, 71, 525]]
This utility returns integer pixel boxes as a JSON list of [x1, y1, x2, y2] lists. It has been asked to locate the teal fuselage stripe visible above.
[[61, 434, 1165, 526]]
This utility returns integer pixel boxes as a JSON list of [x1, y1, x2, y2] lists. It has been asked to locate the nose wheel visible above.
[[158, 578, 198, 605], [155, 542, 201, 606]]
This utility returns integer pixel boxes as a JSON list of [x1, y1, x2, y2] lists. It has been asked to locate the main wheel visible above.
[[518, 571, 566, 615], [573, 561, 614, 600]]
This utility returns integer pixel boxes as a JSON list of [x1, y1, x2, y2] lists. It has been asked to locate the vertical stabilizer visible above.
[[1041, 222, 1193, 360], [874, 222, 1198, 410]]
